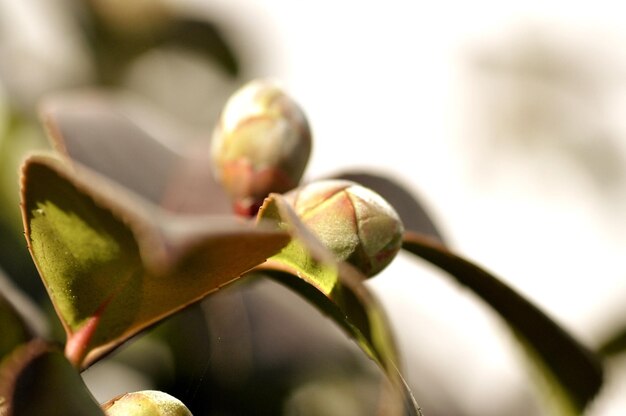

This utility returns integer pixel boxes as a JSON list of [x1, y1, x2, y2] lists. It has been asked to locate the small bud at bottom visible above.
[[102, 390, 192, 416]]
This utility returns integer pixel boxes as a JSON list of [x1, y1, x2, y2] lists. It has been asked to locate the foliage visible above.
[[0, 3, 610, 415]]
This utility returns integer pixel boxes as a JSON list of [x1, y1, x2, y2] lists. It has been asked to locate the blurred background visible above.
[[1, 0, 626, 415]]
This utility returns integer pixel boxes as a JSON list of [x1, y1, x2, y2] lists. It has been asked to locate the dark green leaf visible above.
[[0, 293, 32, 362], [402, 231, 603, 413], [158, 18, 240, 76], [74, 0, 241, 83], [257, 194, 421, 416], [598, 325, 626, 357], [332, 171, 444, 242], [0, 111, 48, 299], [0, 340, 104, 416], [21, 155, 289, 368]]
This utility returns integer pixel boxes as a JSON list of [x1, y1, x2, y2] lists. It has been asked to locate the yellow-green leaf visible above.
[[257, 194, 421, 416], [21, 155, 289, 368]]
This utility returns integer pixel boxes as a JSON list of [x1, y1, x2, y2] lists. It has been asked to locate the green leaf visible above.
[[39, 93, 231, 214], [157, 18, 240, 76], [401, 231, 603, 413], [21, 155, 289, 368], [0, 111, 48, 299], [333, 171, 445, 242], [257, 194, 421, 416], [40, 95, 179, 204], [0, 292, 32, 362], [0, 340, 104, 416], [598, 324, 626, 357], [77, 0, 241, 84]]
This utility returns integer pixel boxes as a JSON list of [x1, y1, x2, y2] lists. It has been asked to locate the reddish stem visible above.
[[234, 199, 264, 217], [64, 300, 109, 368]]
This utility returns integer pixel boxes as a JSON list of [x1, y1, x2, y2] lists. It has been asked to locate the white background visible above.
[[3, 0, 626, 413], [196, 1, 626, 414]]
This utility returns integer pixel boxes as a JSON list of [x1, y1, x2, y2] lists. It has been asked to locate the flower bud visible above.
[[285, 180, 404, 277], [211, 79, 312, 216], [102, 390, 192, 416]]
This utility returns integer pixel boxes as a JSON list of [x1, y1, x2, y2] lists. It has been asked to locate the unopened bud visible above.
[[102, 390, 192, 416], [285, 180, 404, 277], [211, 79, 312, 216]]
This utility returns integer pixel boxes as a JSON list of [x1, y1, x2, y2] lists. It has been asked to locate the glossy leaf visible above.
[[256, 194, 421, 416], [21, 155, 289, 368], [0, 340, 104, 416], [401, 231, 603, 413], [40, 93, 231, 214]]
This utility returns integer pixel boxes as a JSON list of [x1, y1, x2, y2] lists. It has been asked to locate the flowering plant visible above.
[[0, 78, 603, 415]]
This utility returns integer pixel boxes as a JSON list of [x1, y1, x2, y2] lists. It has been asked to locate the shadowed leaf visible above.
[[69, 0, 241, 85], [257, 194, 421, 416], [0, 340, 104, 416], [0, 111, 47, 300], [333, 172, 444, 242], [158, 18, 240, 76], [402, 231, 603, 413], [0, 292, 32, 362], [41, 94, 179, 204], [21, 155, 289, 368], [40, 93, 231, 215], [598, 324, 626, 357], [0, 267, 48, 339]]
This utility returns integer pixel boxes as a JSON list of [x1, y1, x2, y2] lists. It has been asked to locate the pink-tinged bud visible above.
[[285, 180, 404, 277], [102, 390, 192, 416], [211, 79, 312, 216]]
